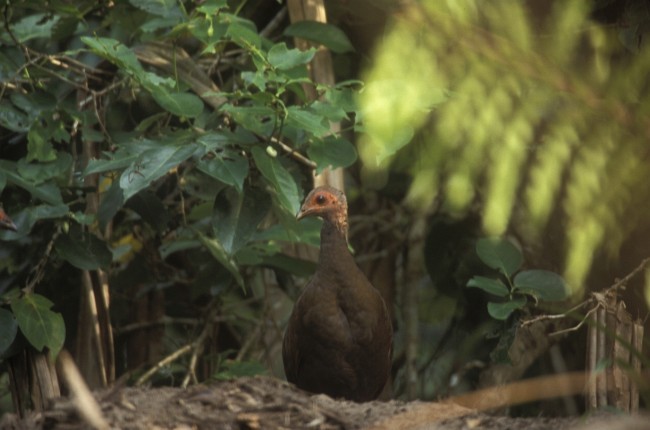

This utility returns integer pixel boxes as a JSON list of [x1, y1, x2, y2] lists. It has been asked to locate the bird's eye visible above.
[[315, 194, 326, 205]]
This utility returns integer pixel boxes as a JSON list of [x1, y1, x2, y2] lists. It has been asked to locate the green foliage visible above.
[[468, 238, 569, 320], [284, 21, 355, 54], [0, 0, 359, 373], [10, 293, 65, 359], [360, 0, 650, 295]]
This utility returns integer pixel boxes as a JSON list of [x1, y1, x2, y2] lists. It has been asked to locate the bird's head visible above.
[[297, 186, 348, 233], [0, 208, 17, 232]]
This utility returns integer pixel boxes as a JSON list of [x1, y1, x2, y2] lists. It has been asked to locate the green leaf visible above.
[[197, 0, 229, 15], [6, 13, 60, 43], [55, 229, 113, 270], [119, 143, 198, 201], [268, 43, 316, 70], [212, 186, 271, 255], [251, 146, 301, 214], [467, 276, 510, 297], [0, 103, 29, 132], [129, 0, 182, 17], [17, 153, 73, 184], [213, 360, 267, 380], [196, 230, 244, 288], [85, 154, 139, 175], [226, 18, 260, 49], [0, 308, 18, 358], [11, 293, 65, 358], [476, 237, 523, 277], [286, 106, 330, 137], [81, 36, 143, 75], [284, 21, 355, 54], [149, 88, 204, 118], [487, 296, 527, 320], [219, 104, 275, 135], [197, 151, 249, 193], [306, 136, 357, 174], [513, 270, 570, 301], [0, 160, 63, 205], [27, 125, 57, 162]]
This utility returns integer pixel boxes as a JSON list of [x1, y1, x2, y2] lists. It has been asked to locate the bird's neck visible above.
[[317, 219, 354, 273]]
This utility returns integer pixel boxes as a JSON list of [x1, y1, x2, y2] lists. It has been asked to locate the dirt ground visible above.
[[1, 376, 647, 430]]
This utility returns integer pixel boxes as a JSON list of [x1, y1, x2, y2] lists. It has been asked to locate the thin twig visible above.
[[269, 136, 317, 169], [135, 344, 193, 386]]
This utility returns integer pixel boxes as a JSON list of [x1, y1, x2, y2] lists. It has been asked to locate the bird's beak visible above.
[[0, 214, 17, 232]]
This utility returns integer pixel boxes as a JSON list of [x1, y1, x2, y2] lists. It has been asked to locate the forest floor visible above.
[[1, 376, 646, 430]]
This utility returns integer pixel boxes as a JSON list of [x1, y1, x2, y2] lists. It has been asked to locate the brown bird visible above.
[[0, 208, 17, 232], [283, 186, 392, 402]]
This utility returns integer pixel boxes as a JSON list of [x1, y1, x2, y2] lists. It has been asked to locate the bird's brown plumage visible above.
[[283, 186, 392, 402]]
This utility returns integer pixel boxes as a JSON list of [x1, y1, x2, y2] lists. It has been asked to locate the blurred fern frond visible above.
[[359, 0, 650, 295]]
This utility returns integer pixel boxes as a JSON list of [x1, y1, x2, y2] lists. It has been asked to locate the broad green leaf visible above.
[[197, 151, 249, 192], [219, 104, 275, 135], [17, 153, 72, 184], [27, 125, 57, 162], [284, 21, 355, 54], [0, 308, 18, 358], [98, 180, 124, 230], [11, 293, 65, 358], [119, 143, 198, 201], [476, 237, 523, 277], [467, 276, 510, 297], [81, 36, 143, 75], [85, 154, 139, 175], [55, 229, 112, 270], [129, 0, 182, 17], [149, 88, 204, 118], [513, 270, 570, 301], [196, 230, 244, 288], [226, 18, 260, 49], [197, 0, 229, 15], [5, 14, 60, 43], [251, 146, 301, 214], [0, 160, 62, 205], [487, 296, 527, 320], [267, 43, 316, 70], [306, 136, 357, 173], [212, 186, 271, 255], [0, 103, 29, 132], [286, 106, 330, 137]]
